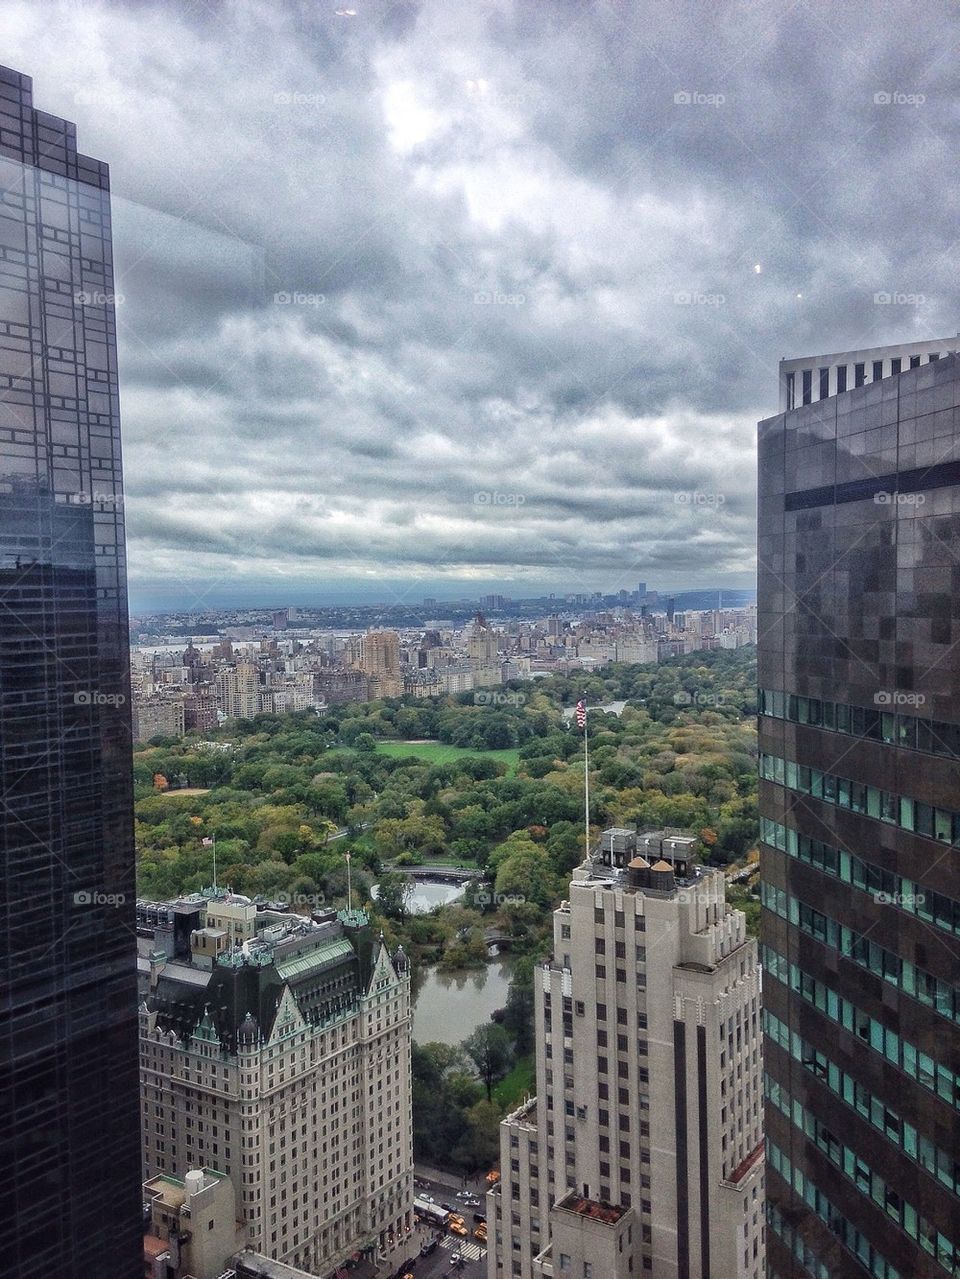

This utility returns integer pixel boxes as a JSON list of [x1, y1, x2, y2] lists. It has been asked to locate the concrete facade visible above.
[[489, 834, 764, 1279]]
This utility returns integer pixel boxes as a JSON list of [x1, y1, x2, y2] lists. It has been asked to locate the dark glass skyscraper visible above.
[[759, 341, 960, 1277], [0, 66, 141, 1276]]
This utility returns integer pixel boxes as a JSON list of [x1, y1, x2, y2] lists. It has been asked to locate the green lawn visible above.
[[375, 739, 521, 774], [494, 1055, 536, 1109]]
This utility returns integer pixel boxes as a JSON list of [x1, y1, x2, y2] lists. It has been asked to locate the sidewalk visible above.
[[414, 1162, 489, 1195]]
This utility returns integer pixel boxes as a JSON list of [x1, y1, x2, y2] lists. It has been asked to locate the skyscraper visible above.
[[759, 340, 960, 1277], [488, 828, 764, 1279], [0, 66, 141, 1276], [138, 896, 414, 1273]]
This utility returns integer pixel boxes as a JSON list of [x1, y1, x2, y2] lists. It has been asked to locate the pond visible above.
[[411, 957, 515, 1046], [371, 878, 466, 915]]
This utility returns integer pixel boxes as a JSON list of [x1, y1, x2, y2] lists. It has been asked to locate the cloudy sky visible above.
[[6, 0, 959, 611]]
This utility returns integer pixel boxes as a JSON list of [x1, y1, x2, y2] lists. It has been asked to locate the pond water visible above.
[[371, 879, 465, 915], [412, 958, 515, 1046]]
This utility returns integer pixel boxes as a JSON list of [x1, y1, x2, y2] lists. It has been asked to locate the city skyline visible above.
[[4, 1, 958, 606]]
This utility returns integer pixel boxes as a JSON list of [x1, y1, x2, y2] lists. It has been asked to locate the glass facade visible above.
[[759, 350, 960, 1276], [0, 66, 141, 1276]]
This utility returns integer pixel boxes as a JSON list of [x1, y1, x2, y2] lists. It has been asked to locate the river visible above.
[[411, 957, 515, 1046]]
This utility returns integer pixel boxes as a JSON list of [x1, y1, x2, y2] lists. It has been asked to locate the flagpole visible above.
[[346, 851, 352, 912], [212, 835, 217, 894], [583, 696, 590, 858]]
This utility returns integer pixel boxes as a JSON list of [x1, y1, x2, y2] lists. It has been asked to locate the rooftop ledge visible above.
[[555, 1191, 626, 1225]]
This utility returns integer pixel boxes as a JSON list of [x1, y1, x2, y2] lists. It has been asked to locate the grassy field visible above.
[[375, 740, 521, 774], [493, 1055, 536, 1109]]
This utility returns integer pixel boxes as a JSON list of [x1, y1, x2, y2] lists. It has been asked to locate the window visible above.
[[872, 360, 883, 381], [785, 371, 795, 410], [836, 364, 847, 392], [910, 354, 921, 368], [801, 369, 812, 404], [854, 362, 865, 386], [891, 357, 902, 374], [819, 366, 829, 398]]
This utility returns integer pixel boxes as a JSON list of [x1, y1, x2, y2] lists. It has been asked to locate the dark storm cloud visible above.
[[5, 0, 959, 600]]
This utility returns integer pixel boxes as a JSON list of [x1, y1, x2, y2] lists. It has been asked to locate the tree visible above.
[[463, 1023, 512, 1101], [502, 954, 537, 1056], [376, 870, 413, 922], [454, 1099, 502, 1172]]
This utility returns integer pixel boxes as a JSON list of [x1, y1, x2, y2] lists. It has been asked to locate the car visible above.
[[472, 1213, 486, 1224], [421, 1195, 434, 1203], [465, 1198, 481, 1208], [450, 1254, 464, 1266], [456, 1191, 470, 1200], [449, 1222, 468, 1236], [474, 1226, 487, 1241], [420, 1240, 438, 1257], [440, 1202, 452, 1211]]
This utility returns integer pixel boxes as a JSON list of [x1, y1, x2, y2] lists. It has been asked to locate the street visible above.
[[404, 1167, 490, 1279]]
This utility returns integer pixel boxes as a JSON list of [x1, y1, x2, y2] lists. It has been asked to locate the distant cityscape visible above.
[[130, 590, 758, 741]]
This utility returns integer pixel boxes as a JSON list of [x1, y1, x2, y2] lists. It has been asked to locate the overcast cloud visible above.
[[5, 0, 959, 609]]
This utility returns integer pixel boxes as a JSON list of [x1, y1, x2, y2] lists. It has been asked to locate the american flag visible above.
[[201, 837, 214, 847], [575, 699, 586, 731]]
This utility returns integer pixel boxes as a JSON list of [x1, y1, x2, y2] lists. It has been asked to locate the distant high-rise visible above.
[[489, 829, 764, 1279], [0, 66, 141, 1276], [759, 340, 960, 1276], [360, 628, 403, 697]]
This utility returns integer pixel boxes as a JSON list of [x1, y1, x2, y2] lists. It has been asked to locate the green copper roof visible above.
[[275, 936, 354, 981]]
